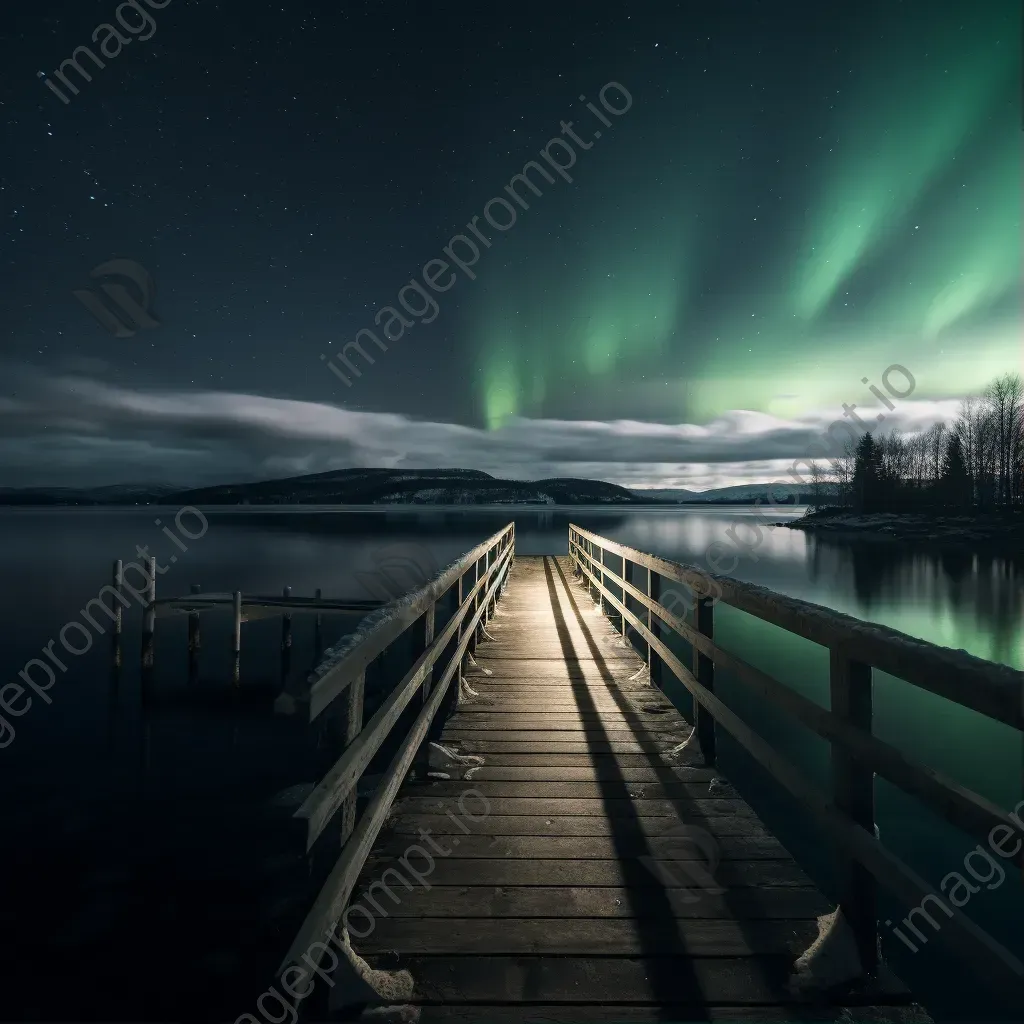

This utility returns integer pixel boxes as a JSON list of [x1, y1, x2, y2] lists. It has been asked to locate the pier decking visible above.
[[352, 555, 917, 1021]]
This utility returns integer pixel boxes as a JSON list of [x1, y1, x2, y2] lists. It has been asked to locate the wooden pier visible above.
[[265, 523, 1024, 1022], [356, 552, 877, 1020], [110, 522, 1022, 1019]]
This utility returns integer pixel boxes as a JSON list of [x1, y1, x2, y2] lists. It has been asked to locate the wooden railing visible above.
[[568, 523, 1024, 1008], [277, 522, 515, 994]]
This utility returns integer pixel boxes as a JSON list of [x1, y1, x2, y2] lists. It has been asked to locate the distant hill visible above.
[[0, 469, 668, 507], [171, 468, 660, 506], [631, 487, 700, 501], [632, 482, 838, 504]]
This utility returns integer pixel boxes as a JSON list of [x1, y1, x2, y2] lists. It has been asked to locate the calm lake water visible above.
[[0, 505, 1020, 1021]]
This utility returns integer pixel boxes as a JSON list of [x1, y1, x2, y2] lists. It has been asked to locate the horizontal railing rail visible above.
[[277, 522, 515, 996], [568, 523, 1024, 1008], [152, 593, 383, 612]]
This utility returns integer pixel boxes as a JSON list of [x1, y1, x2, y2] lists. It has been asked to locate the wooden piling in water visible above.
[[231, 590, 242, 685], [280, 585, 292, 684], [313, 587, 323, 657], [110, 559, 124, 676], [281, 586, 293, 649], [112, 559, 123, 635], [141, 556, 156, 673]]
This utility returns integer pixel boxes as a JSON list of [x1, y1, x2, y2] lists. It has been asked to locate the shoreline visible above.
[[779, 509, 1024, 552]]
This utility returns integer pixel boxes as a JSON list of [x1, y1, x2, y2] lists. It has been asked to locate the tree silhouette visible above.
[[851, 433, 881, 512], [941, 434, 971, 509]]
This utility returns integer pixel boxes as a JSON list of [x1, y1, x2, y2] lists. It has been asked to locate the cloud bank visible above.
[[0, 371, 961, 490]]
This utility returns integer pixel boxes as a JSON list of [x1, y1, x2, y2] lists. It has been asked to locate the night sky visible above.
[[2, 0, 1020, 489]]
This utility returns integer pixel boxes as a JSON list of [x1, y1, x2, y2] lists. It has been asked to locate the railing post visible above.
[[411, 601, 436, 780], [457, 572, 466, 690], [694, 595, 716, 765], [830, 647, 878, 973], [487, 544, 497, 618], [648, 570, 662, 689], [470, 559, 480, 653], [619, 556, 628, 636], [338, 669, 366, 844]]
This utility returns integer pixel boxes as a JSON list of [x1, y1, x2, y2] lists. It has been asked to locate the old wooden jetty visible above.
[[123, 522, 1023, 1020], [233, 521, 1020, 1023], [103, 554, 385, 686]]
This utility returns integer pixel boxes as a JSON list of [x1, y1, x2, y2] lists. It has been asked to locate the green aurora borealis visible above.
[[5, 0, 1021, 489], [468, 3, 1021, 432]]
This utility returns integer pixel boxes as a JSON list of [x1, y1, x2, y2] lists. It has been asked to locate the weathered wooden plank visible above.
[[474, 647, 640, 660], [459, 691, 673, 703], [442, 717, 687, 731], [426, 765, 717, 782], [465, 690, 660, 701], [446, 720, 692, 737], [367, 832, 784, 860], [447, 739, 692, 754], [416, 779, 735, 799], [357, 917, 820, 956], [359, 856, 815, 888], [384, 813, 768, 838], [467, 660, 645, 680], [443, 729, 692, 742], [393, 796, 750, 818], [450, 708, 680, 719], [449, 753, 712, 769], [347, 884, 829, 919]]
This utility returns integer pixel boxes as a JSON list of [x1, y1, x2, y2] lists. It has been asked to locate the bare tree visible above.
[[808, 459, 831, 508], [831, 437, 857, 507]]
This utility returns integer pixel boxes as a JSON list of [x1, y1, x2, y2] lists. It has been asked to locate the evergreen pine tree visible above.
[[852, 433, 880, 512], [940, 434, 971, 508]]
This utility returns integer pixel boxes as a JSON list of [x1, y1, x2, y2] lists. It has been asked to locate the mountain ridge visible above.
[[0, 470, 829, 506]]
